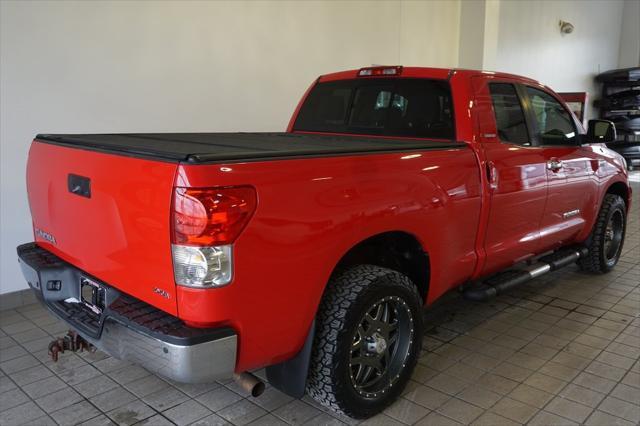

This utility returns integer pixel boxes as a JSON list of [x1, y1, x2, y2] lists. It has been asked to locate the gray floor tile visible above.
[[250, 387, 293, 412], [0, 354, 40, 374], [414, 411, 462, 426], [585, 360, 627, 381], [163, 399, 211, 426], [109, 365, 151, 385], [490, 397, 538, 424], [404, 384, 451, 410], [134, 414, 174, 425], [190, 413, 231, 425], [598, 396, 640, 424], [0, 345, 27, 363], [359, 413, 403, 426], [272, 399, 322, 425], [0, 401, 46, 426], [0, 388, 29, 412], [529, 410, 578, 426], [559, 383, 606, 408], [9, 364, 53, 387], [90, 387, 138, 412], [107, 400, 155, 426], [144, 386, 190, 411], [217, 399, 267, 426], [476, 373, 519, 395], [585, 410, 635, 426], [51, 400, 101, 425], [166, 380, 220, 398], [196, 387, 243, 413], [124, 375, 170, 398], [424, 372, 468, 395], [436, 397, 484, 424], [545, 396, 594, 424], [56, 363, 102, 385], [524, 372, 567, 394], [472, 411, 519, 426], [35, 386, 83, 412], [74, 374, 120, 398], [304, 412, 348, 425], [0, 375, 17, 393], [1, 320, 37, 335], [78, 414, 118, 426], [20, 376, 67, 400], [610, 382, 640, 404]]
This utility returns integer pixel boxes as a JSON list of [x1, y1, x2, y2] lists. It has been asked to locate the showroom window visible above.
[[294, 78, 454, 139], [526, 86, 577, 146], [489, 83, 530, 145]]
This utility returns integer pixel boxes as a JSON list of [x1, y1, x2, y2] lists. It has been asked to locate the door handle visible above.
[[546, 159, 563, 172], [486, 161, 498, 189]]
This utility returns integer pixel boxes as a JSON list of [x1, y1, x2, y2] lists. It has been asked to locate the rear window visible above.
[[293, 78, 455, 139]]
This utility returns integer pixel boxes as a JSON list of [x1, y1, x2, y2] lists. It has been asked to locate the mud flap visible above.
[[265, 321, 315, 398]]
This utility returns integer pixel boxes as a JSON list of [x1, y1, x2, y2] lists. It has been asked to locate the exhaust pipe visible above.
[[234, 372, 265, 397]]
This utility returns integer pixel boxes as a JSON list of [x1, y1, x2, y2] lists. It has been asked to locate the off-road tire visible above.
[[578, 194, 626, 273], [306, 265, 423, 419]]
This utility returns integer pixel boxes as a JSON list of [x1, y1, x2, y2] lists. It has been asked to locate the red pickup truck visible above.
[[17, 66, 630, 418]]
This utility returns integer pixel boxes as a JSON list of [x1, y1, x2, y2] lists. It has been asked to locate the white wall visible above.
[[0, 0, 461, 294], [619, 0, 640, 68], [491, 0, 626, 117]]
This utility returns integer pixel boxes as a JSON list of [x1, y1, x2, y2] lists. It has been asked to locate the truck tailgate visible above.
[[27, 141, 179, 315]]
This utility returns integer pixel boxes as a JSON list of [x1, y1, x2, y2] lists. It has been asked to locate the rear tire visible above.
[[306, 265, 423, 419], [578, 194, 626, 273]]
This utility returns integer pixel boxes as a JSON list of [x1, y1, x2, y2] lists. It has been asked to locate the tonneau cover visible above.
[[36, 132, 464, 163]]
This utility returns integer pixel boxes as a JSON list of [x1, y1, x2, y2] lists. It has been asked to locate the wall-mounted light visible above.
[[559, 20, 574, 34]]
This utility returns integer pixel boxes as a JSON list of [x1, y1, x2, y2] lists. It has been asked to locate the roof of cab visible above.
[[318, 66, 539, 85]]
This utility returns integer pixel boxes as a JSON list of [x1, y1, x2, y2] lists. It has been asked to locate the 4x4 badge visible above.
[[153, 287, 170, 299]]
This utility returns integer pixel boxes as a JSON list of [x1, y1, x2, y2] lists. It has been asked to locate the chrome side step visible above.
[[463, 247, 588, 302]]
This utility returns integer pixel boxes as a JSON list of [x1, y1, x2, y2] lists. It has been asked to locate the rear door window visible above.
[[294, 78, 455, 139], [489, 83, 530, 145]]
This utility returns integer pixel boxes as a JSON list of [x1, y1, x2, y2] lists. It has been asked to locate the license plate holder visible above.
[[80, 277, 106, 315]]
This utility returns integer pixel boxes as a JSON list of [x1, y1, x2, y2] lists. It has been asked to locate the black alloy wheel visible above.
[[307, 265, 424, 419], [349, 295, 414, 399], [603, 208, 625, 264], [579, 194, 627, 273]]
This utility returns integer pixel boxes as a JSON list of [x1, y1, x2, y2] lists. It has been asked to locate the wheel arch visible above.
[[329, 230, 431, 301], [605, 180, 631, 210]]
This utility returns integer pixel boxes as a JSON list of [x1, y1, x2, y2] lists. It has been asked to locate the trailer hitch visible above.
[[48, 330, 95, 362]]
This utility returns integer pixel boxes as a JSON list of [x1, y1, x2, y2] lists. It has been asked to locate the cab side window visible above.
[[489, 83, 530, 145], [525, 87, 577, 146]]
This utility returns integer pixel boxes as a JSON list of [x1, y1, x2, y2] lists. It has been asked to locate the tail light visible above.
[[171, 186, 257, 288]]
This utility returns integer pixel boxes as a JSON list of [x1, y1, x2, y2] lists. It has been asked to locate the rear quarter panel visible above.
[[176, 147, 482, 371]]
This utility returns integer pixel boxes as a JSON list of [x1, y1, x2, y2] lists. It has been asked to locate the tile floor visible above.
[[1, 176, 638, 426]]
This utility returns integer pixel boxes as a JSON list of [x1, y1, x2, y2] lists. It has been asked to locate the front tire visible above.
[[306, 265, 423, 419], [578, 194, 627, 273]]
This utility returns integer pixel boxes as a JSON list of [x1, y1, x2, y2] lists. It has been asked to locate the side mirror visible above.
[[586, 119, 617, 143]]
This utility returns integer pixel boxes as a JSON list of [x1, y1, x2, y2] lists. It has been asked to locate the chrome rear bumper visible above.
[[17, 242, 237, 383], [83, 317, 237, 383]]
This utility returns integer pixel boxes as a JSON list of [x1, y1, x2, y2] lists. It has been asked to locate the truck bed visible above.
[[36, 132, 464, 163]]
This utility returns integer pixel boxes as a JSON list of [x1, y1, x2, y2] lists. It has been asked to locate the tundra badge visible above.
[[35, 228, 56, 245]]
